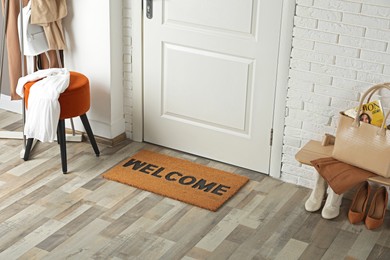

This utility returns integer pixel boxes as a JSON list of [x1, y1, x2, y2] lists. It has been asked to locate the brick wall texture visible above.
[[283, 0, 390, 188], [123, 0, 133, 139], [122, 0, 390, 188]]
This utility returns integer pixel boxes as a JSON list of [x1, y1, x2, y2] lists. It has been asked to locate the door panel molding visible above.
[[162, 42, 253, 132], [163, 0, 257, 37]]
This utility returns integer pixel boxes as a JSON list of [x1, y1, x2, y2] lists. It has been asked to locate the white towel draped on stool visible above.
[[16, 68, 70, 142]]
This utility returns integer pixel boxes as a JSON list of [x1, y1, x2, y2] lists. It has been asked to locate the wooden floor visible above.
[[0, 109, 389, 260]]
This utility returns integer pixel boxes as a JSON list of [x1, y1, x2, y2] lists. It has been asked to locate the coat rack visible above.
[[0, 0, 81, 158]]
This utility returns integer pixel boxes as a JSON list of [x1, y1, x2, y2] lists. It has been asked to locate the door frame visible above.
[[130, 0, 296, 178]]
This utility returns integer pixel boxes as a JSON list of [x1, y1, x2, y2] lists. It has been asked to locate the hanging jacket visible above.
[[1, 0, 29, 100], [1, 0, 64, 100], [16, 68, 70, 142], [30, 0, 67, 50]]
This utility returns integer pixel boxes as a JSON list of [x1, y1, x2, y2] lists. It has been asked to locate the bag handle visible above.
[[384, 108, 390, 122], [354, 83, 390, 135], [367, 82, 390, 102]]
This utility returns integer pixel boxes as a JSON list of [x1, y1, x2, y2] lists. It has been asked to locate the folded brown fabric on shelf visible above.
[[311, 157, 376, 195]]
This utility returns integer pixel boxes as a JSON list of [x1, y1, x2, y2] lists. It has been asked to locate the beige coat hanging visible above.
[[1, 0, 29, 100], [1, 0, 66, 100], [31, 0, 67, 50]]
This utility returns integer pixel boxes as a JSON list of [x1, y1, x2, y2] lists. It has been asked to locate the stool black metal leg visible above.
[[23, 138, 34, 161], [80, 114, 100, 157], [57, 125, 60, 145], [58, 119, 67, 173]]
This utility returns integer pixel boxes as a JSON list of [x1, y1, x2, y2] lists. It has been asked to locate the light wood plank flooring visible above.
[[0, 108, 389, 260]]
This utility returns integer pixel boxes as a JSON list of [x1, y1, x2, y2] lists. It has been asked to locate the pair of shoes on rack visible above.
[[305, 175, 343, 219], [348, 181, 388, 230]]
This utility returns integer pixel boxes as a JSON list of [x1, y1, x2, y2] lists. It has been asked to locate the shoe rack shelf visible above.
[[295, 134, 390, 186]]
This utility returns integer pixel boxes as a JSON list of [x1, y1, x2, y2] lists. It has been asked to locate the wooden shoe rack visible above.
[[295, 134, 390, 186]]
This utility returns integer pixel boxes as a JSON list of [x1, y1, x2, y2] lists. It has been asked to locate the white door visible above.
[[143, 0, 283, 173]]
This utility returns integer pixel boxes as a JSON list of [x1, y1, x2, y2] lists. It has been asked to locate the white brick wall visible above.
[[121, 0, 390, 189], [123, 0, 133, 139], [283, 0, 390, 188]]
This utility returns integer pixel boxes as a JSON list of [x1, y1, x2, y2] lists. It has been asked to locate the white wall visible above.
[[282, 0, 390, 188], [63, 0, 124, 139]]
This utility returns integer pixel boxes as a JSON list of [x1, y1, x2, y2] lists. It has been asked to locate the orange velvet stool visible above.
[[23, 71, 100, 173]]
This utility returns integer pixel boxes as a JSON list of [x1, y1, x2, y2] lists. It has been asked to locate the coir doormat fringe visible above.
[[102, 150, 249, 211]]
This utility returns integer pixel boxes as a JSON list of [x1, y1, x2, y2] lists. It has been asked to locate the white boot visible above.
[[305, 174, 327, 212], [321, 187, 343, 219]]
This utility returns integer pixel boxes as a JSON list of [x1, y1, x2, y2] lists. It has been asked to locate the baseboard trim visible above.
[[66, 129, 128, 147], [94, 132, 128, 146]]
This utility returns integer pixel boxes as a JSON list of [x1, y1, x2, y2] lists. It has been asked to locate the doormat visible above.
[[102, 150, 249, 211]]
